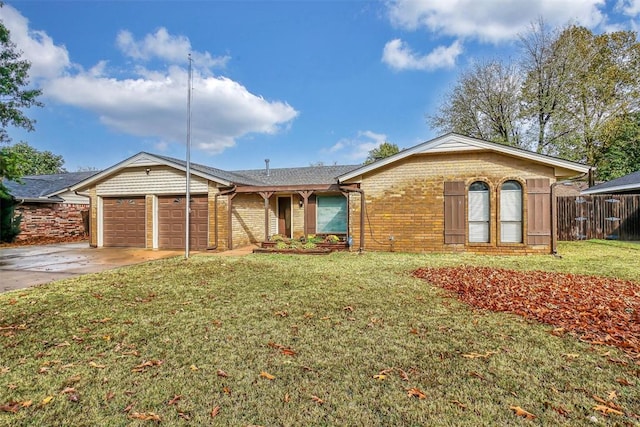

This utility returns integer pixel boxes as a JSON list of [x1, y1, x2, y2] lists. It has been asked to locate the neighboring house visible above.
[[70, 133, 590, 254], [581, 170, 640, 195], [3, 171, 98, 241]]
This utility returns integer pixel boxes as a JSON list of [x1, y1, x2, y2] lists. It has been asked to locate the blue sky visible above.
[[1, 1, 639, 172]]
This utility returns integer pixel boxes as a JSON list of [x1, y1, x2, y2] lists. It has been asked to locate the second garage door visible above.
[[158, 195, 208, 250], [103, 197, 146, 247]]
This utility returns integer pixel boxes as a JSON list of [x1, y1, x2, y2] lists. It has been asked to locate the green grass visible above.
[[0, 240, 638, 426]]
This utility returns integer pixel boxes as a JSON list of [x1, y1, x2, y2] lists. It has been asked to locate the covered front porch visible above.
[[223, 183, 365, 252]]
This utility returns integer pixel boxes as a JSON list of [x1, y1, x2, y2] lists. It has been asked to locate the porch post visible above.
[[297, 190, 313, 237], [258, 192, 274, 242]]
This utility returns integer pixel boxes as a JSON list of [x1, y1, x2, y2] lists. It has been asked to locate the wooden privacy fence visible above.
[[557, 194, 640, 241]]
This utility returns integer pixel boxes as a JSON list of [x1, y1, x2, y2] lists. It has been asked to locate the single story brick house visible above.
[[3, 171, 97, 240], [70, 133, 591, 254]]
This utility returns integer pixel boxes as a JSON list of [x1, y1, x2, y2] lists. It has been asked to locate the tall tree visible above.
[[364, 141, 400, 164], [428, 60, 523, 147], [0, 17, 42, 145], [555, 26, 640, 165], [0, 141, 65, 175], [0, 11, 43, 196], [519, 19, 573, 153], [594, 112, 640, 180]]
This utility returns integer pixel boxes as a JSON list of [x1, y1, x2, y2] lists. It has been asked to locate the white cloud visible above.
[[382, 38, 462, 71], [44, 66, 298, 154], [2, 5, 297, 154], [386, 0, 606, 42], [326, 130, 387, 162], [116, 28, 229, 70], [618, 0, 640, 16], [0, 4, 70, 79]]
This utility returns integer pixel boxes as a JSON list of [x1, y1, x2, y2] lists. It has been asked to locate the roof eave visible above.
[[70, 152, 233, 191], [582, 183, 640, 195], [337, 133, 591, 182]]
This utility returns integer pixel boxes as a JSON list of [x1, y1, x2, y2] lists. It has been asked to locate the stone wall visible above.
[[14, 202, 89, 240]]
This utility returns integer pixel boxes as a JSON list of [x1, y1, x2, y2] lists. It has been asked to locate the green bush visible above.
[[0, 196, 21, 243]]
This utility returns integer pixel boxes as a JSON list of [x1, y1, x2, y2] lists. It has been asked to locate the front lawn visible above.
[[1, 241, 638, 426]]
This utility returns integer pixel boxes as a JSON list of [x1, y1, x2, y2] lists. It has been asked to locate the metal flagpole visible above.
[[185, 53, 192, 259]]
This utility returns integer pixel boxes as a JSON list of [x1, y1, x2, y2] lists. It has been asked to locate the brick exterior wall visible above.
[[14, 202, 89, 241], [346, 152, 557, 255], [230, 193, 266, 247]]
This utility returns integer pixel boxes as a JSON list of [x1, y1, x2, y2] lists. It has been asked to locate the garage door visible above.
[[103, 197, 146, 247], [158, 195, 208, 250]]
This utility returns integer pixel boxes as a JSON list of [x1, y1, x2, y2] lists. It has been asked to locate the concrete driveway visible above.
[[0, 243, 182, 293]]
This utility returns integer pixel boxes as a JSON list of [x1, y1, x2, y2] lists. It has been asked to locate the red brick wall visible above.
[[14, 203, 89, 240]]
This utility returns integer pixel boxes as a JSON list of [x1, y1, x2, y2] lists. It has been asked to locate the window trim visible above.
[[315, 194, 348, 234], [499, 179, 524, 244], [467, 181, 491, 244]]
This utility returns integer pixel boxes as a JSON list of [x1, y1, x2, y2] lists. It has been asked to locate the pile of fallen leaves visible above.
[[412, 266, 640, 359]]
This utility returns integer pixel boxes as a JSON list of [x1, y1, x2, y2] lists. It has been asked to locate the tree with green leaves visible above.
[[0, 11, 43, 242], [1, 12, 43, 189], [364, 141, 400, 164], [594, 112, 640, 180], [0, 17, 42, 146], [0, 141, 65, 176]]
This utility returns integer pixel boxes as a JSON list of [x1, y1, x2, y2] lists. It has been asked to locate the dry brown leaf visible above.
[[462, 351, 498, 359], [260, 371, 275, 380], [132, 360, 163, 372], [593, 405, 624, 416], [210, 405, 220, 418], [129, 412, 161, 421], [89, 361, 105, 369], [0, 367, 9, 375], [274, 311, 288, 317], [190, 365, 198, 371], [311, 395, 324, 405], [223, 386, 231, 395], [60, 387, 76, 394], [0, 403, 19, 413], [283, 393, 290, 403], [281, 348, 297, 356], [123, 402, 135, 413], [343, 306, 354, 312], [397, 368, 409, 381], [105, 391, 115, 402], [616, 377, 633, 386], [20, 400, 32, 408], [68, 394, 79, 403], [607, 390, 617, 400], [407, 388, 426, 399], [451, 399, 467, 409], [168, 395, 181, 405], [510, 405, 536, 419], [217, 369, 229, 378]]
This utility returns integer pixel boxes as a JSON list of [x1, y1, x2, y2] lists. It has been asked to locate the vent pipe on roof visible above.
[[265, 159, 270, 176]]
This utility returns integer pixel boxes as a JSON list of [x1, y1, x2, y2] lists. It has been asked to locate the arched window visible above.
[[500, 180, 522, 243], [468, 181, 490, 243]]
